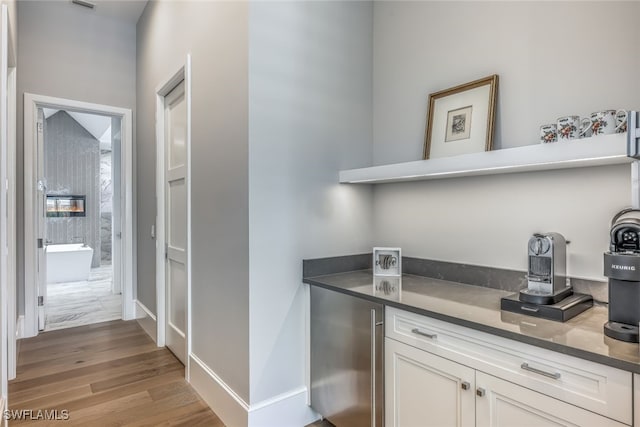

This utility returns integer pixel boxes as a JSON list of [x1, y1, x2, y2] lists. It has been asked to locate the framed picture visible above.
[[423, 74, 498, 160], [373, 247, 401, 277]]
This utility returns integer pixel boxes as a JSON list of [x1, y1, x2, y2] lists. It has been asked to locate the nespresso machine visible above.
[[501, 232, 593, 322], [604, 208, 640, 342], [520, 233, 571, 304]]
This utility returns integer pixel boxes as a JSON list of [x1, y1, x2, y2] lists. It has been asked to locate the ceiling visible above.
[[72, 0, 149, 24], [43, 108, 113, 150]]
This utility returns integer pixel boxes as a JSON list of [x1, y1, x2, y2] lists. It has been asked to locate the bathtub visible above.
[[46, 244, 94, 284]]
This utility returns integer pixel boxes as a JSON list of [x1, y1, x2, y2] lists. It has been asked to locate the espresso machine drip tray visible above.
[[518, 286, 573, 305], [501, 292, 593, 322]]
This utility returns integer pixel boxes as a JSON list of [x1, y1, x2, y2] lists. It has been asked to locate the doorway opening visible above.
[[41, 108, 121, 331], [24, 94, 134, 339]]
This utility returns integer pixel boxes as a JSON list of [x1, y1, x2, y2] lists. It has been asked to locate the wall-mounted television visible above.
[[46, 195, 86, 217]]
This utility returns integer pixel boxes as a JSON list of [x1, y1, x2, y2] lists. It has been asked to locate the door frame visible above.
[[0, 3, 15, 398], [23, 93, 135, 338], [6, 64, 16, 381], [155, 55, 192, 378]]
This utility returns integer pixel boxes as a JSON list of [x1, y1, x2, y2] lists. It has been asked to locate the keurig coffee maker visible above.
[[604, 208, 640, 342], [501, 232, 593, 322]]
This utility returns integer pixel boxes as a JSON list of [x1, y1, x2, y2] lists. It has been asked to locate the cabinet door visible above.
[[475, 372, 626, 427], [386, 338, 475, 427]]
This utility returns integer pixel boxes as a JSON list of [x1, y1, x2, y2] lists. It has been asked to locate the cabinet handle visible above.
[[411, 328, 437, 339], [461, 381, 470, 390], [476, 387, 486, 397], [520, 362, 561, 380], [371, 309, 377, 427]]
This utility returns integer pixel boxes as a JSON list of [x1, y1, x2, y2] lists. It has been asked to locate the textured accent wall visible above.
[[45, 111, 101, 268]]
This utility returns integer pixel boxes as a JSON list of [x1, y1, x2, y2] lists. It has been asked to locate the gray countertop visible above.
[[303, 269, 640, 373]]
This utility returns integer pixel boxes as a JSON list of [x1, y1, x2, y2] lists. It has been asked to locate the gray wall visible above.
[[248, 1, 373, 404], [17, 0, 136, 314], [372, 1, 639, 281], [44, 111, 101, 267], [137, 0, 250, 402]]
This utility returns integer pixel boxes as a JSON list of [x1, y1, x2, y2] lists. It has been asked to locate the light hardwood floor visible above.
[[9, 320, 224, 426]]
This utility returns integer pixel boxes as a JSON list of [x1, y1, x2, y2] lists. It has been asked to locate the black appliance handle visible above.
[[611, 208, 640, 226]]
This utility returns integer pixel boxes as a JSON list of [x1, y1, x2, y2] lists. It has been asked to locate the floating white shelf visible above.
[[340, 133, 631, 184]]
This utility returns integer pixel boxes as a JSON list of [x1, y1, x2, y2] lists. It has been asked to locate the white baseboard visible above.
[[189, 353, 317, 427], [249, 387, 318, 427], [189, 353, 248, 426], [16, 315, 24, 339], [133, 300, 157, 344], [0, 396, 6, 427]]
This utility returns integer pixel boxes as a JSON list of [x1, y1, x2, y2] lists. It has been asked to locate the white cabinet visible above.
[[634, 374, 640, 426], [476, 372, 625, 427], [385, 338, 475, 427], [387, 338, 627, 427], [385, 307, 633, 426]]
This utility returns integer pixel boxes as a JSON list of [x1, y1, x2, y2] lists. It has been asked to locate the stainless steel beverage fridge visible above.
[[310, 285, 384, 427]]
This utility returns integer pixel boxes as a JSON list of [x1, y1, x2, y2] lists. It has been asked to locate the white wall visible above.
[[373, 1, 640, 164], [372, 1, 638, 280], [4, 0, 16, 67], [248, 0, 373, 410], [137, 0, 251, 405], [137, 2, 373, 423], [16, 0, 136, 315]]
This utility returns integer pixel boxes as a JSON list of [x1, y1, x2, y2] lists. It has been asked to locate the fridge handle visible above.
[[370, 308, 376, 427]]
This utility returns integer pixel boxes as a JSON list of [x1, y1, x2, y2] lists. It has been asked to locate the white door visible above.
[[164, 80, 187, 364], [36, 108, 47, 331], [385, 338, 475, 427], [475, 372, 625, 427]]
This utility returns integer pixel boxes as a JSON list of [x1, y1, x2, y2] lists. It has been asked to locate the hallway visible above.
[[9, 320, 224, 426]]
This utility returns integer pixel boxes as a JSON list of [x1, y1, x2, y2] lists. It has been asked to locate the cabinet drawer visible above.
[[476, 371, 627, 427], [386, 307, 632, 425]]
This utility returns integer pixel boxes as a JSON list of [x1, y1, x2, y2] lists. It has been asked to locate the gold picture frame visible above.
[[423, 75, 498, 160]]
